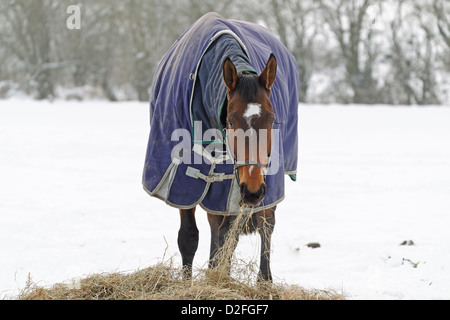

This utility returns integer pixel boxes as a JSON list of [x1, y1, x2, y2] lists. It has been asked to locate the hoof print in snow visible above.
[[307, 242, 321, 249], [400, 240, 415, 246]]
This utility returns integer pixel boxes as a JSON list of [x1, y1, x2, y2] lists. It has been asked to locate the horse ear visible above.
[[223, 57, 238, 92], [259, 54, 277, 91]]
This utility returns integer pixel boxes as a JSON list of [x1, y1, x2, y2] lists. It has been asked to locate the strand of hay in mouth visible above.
[[18, 259, 343, 300], [210, 204, 254, 280]]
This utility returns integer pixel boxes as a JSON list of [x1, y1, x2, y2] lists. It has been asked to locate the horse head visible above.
[[223, 54, 277, 207]]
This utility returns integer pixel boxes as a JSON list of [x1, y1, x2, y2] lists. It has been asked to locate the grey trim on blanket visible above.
[[188, 30, 251, 131]]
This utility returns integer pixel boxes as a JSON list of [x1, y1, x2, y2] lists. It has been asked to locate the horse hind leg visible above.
[[178, 207, 199, 279], [207, 213, 223, 269]]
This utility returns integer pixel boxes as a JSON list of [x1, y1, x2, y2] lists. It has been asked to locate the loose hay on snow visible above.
[[18, 260, 343, 300], [19, 208, 343, 300]]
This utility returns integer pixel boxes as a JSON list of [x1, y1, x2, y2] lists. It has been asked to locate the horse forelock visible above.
[[236, 72, 260, 103]]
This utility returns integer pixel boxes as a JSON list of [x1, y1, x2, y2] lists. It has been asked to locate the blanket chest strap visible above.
[[186, 166, 234, 183]]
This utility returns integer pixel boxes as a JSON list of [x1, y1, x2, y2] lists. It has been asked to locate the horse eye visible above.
[[227, 120, 234, 128]]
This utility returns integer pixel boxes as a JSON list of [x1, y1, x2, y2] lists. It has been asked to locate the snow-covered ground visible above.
[[1, 99, 450, 300]]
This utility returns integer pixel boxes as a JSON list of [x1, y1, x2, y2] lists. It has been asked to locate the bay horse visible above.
[[142, 12, 299, 284], [178, 55, 278, 282]]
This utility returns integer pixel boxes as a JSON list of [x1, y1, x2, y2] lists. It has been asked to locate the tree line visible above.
[[0, 0, 449, 105]]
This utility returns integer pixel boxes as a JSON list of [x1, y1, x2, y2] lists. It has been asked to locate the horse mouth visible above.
[[240, 183, 267, 207]]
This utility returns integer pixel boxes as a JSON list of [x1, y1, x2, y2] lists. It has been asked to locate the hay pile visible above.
[[18, 261, 342, 300], [18, 207, 343, 300]]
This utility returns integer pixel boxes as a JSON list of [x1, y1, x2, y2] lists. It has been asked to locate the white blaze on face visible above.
[[249, 165, 255, 176], [243, 103, 262, 168], [243, 103, 262, 129]]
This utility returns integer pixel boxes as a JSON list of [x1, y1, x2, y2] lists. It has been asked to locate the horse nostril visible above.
[[240, 183, 246, 196], [259, 184, 267, 198], [240, 183, 267, 206], [253, 184, 266, 199]]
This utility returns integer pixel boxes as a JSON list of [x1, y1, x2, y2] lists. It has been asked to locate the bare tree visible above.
[[433, 0, 450, 75], [183, 0, 247, 21], [121, 0, 189, 101], [318, 0, 381, 104], [386, 0, 440, 105], [433, 0, 450, 48], [0, 0, 61, 99], [257, 0, 319, 102]]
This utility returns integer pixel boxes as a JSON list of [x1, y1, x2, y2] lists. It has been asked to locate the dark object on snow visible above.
[[307, 242, 321, 249], [400, 240, 415, 246]]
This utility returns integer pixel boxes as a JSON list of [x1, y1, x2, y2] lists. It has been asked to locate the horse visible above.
[[179, 54, 278, 281], [142, 12, 299, 283]]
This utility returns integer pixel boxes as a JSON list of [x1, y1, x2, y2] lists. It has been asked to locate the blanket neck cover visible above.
[[143, 12, 299, 215]]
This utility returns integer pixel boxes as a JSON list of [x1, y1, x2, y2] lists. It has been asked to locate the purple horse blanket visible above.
[[142, 12, 299, 215]]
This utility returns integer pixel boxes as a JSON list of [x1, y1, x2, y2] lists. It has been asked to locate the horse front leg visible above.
[[256, 206, 276, 283], [178, 207, 199, 279]]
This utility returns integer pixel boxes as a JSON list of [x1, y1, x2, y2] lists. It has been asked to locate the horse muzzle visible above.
[[240, 182, 266, 207]]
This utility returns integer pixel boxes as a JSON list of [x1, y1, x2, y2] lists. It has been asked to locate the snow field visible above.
[[1, 99, 449, 299]]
